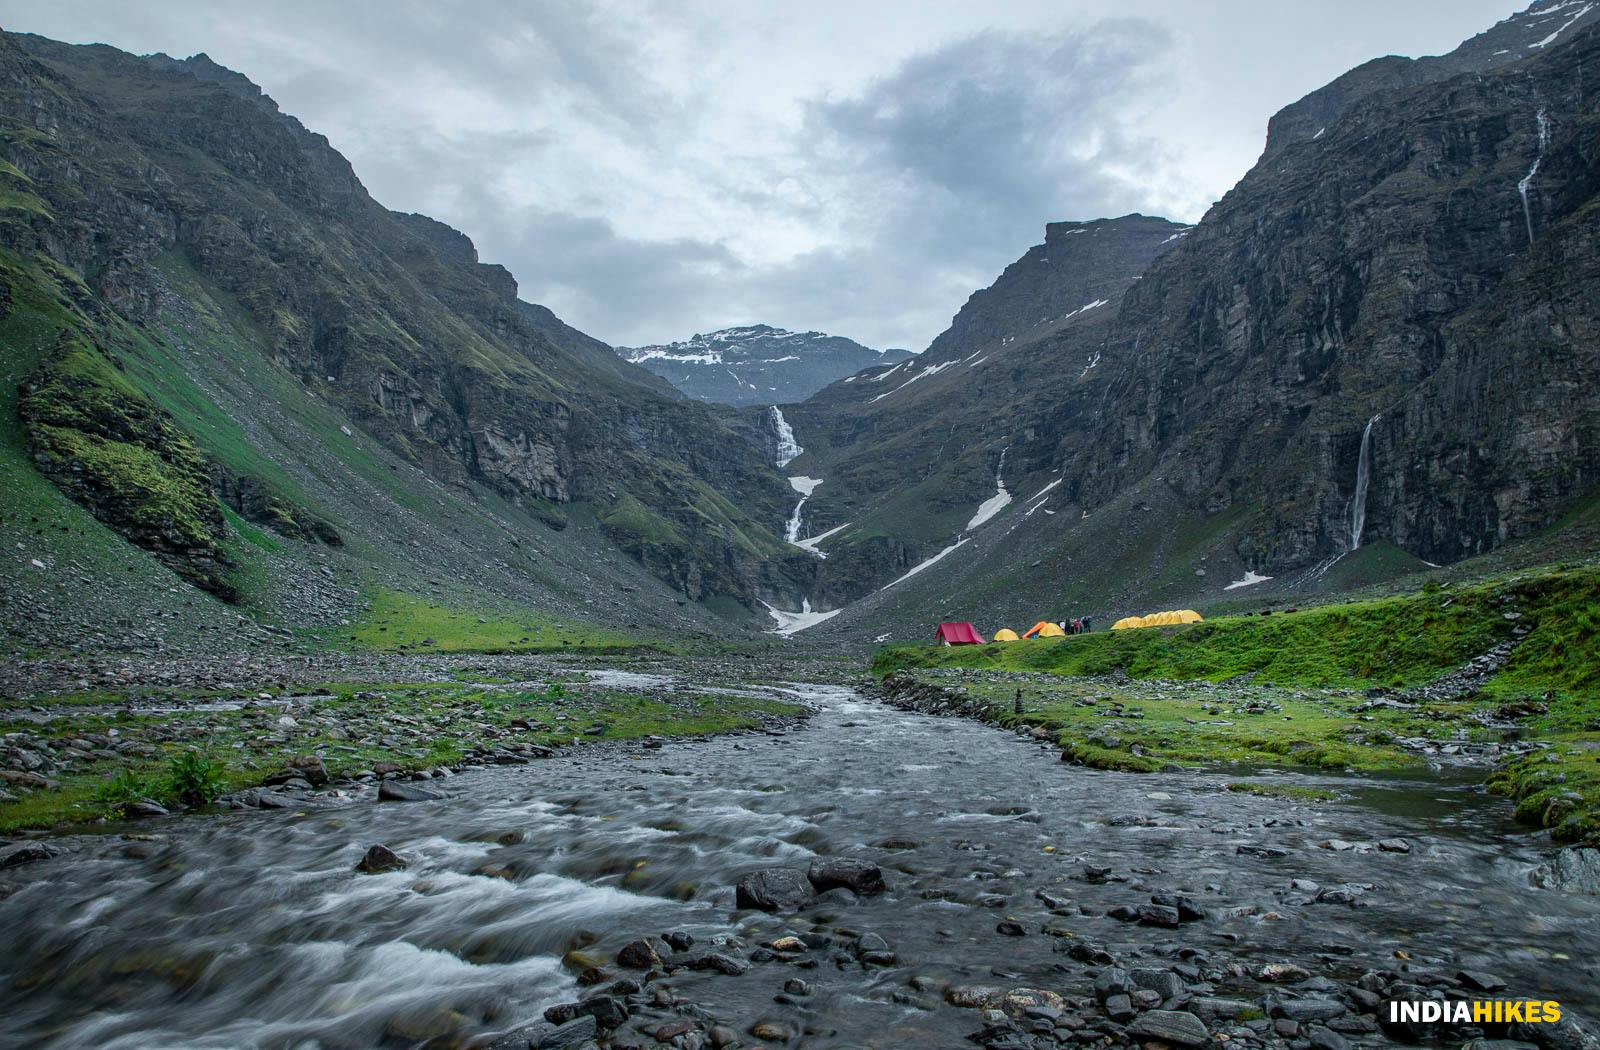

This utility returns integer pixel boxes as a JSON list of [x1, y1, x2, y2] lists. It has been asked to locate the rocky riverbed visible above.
[[1, 671, 1597, 1050]]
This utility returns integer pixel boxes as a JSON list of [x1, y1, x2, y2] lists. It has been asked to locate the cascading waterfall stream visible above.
[[769, 405, 803, 468], [1517, 107, 1550, 245], [1349, 414, 1379, 551]]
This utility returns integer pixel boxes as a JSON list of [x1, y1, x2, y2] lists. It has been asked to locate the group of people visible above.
[[1057, 616, 1092, 634]]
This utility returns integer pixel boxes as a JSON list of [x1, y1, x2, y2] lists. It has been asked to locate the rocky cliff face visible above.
[[620, 325, 914, 407], [1072, 19, 1600, 571], [778, 4, 1600, 632], [0, 32, 810, 610]]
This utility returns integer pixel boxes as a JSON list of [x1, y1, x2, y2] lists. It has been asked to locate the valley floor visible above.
[[0, 667, 1596, 1050]]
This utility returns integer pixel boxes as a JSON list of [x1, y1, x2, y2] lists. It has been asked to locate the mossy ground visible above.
[[339, 588, 652, 654], [875, 564, 1599, 845], [0, 675, 803, 833]]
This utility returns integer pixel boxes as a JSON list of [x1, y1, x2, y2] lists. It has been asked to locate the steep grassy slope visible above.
[[0, 31, 821, 652], [0, 32, 806, 640]]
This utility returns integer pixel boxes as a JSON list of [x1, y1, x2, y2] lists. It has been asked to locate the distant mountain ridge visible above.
[[620, 325, 914, 406]]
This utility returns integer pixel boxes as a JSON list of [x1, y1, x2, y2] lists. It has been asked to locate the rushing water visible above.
[[1518, 108, 1550, 246], [770, 407, 803, 469], [2, 683, 1595, 1049], [1349, 414, 1379, 551]]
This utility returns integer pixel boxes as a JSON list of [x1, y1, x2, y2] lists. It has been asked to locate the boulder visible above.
[[807, 857, 885, 896], [1127, 1010, 1210, 1047], [356, 844, 407, 873], [735, 867, 814, 911], [378, 781, 444, 802]]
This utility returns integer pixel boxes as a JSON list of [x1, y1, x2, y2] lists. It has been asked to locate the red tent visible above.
[[934, 621, 986, 645]]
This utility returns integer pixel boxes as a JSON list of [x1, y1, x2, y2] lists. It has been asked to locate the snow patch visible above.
[[868, 360, 955, 404], [762, 600, 842, 636], [965, 449, 1012, 530], [794, 520, 851, 557], [1530, 2, 1593, 45], [881, 538, 969, 591], [1224, 570, 1274, 591]]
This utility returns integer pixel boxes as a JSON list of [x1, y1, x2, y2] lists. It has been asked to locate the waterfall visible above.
[[770, 406, 803, 467], [1349, 414, 1379, 551], [1517, 108, 1550, 245], [784, 476, 822, 546]]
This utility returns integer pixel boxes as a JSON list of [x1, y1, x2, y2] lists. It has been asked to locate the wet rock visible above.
[[1131, 968, 1185, 1000], [1531, 847, 1600, 894], [1377, 837, 1412, 853], [123, 800, 169, 818], [749, 1021, 790, 1042], [735, 867, 813, 912], [707, 1024, 740, 1047], [0, 841, 64, 868], [1508, 1015, 1600, 1050], [1258, 962, 1311, 983], [538, 1014, 598, 1048], [1307, 1024, 1351, 1050], [1150, 891, 1207, 921], [654, 1019, 696, 1041], [1237, 844, 1290, 858], [1456, 969, 1508, 992], [1127, 1009, 1210, 1046], [616, 937, 667, 969], [946, 985, 1005, 1009], [378, 781, 444, 802], [1137, 903, 1181, 927], [1103, 993, 1136, 1022], [1094, 967, 1136, 1003], [663, 930, 695, 951], [675, 951, 751, 976], [995, 919, 1026, 936], [1273, 998, 1346, 1022], [807, 857, 885, 896], [355, 844, 407, 873]]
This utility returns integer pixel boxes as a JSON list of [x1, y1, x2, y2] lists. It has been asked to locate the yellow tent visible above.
[[1023, 621, 1066, 638], [1113, 609, 1204, 630], [992, 628, 1020, 642]]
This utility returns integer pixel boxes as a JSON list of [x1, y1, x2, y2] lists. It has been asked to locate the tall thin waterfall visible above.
[[1349, 414, 1379, 551], [1517, 108, 1550, 245], [770, 406, 803, 468]]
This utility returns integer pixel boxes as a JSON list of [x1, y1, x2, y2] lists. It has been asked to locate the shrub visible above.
[[166, 750, 226, 805]]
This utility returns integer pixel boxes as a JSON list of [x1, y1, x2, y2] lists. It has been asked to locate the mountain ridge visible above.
[[619, 324, 914, 406]]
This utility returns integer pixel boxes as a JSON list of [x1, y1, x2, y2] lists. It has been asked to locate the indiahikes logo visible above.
[[1389, 1000, 1561, 1024]]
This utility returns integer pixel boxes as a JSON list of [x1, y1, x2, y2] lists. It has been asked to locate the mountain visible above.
[[769, 1, 1600, 637], [0, 32, 818, 653], [619, 325, 914, 406]]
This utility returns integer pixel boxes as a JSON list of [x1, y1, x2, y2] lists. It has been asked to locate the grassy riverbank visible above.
[[873, 564, 1600, 846], [0, 672, 803, 834]]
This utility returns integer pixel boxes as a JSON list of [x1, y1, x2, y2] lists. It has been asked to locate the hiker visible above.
[[1082, 615, 1092, 633]]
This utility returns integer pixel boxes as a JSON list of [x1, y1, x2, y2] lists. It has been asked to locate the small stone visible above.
[[1377, 838, 1411, 854], [996, 919, 1026, 936], [1258, 962, 1311, 983], [749, 1020, 790, 1041]]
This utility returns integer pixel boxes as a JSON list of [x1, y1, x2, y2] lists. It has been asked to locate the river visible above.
[[1, 680, 1594, 1048]]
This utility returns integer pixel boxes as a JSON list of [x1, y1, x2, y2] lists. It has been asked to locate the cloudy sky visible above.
[[8, 1, 1517, 350]]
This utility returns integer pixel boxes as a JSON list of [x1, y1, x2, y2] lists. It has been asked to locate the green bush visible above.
[[91, 769, 151, 805], [166, 750, 226, 805]]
